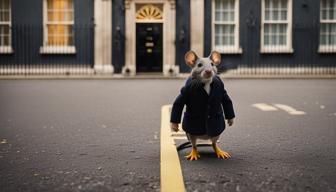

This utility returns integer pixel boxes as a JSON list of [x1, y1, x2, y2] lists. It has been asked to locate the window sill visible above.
[[40, 46, 76, 54], [260, 47, 294, 54], [318, 46, 336, 53], [0, 46, 14, 54], [215, 47, 243, 54]]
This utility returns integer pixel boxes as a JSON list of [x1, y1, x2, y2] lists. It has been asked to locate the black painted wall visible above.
[[0, 0, 94, 67], [204, 0, 336, 71], [112, 0, 125, 73], [2, 0, 334, 72], [176, 0, 191, 73]]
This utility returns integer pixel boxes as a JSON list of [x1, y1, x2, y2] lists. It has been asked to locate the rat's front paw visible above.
[[170, 123, 179, 132], [227, 118, 234, 126]]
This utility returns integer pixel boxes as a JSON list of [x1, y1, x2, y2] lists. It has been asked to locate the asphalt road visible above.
[[0, 79, 335, 192]]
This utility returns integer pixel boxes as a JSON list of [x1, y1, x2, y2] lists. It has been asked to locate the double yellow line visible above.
[[160, 105, 186, 192]]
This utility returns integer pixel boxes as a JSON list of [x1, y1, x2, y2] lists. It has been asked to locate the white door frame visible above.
[[123, 0, 179, 76]]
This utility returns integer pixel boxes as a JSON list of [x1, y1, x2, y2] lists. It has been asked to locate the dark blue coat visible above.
[[170, 76, 235, 137]]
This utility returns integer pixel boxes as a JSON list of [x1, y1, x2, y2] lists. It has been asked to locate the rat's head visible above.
[[185, 50, 221, 83]]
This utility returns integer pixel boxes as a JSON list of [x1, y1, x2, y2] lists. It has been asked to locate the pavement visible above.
[[0, 79, 335, 192]]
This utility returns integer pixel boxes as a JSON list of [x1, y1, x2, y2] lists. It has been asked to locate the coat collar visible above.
[[208, 77, 218, 100], [200, 76, 218, 100]]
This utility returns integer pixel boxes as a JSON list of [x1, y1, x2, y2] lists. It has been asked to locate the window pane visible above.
[[322, 9, 327, 20], [279, 34, 286, 45], [214, 0, 237, 47], [271, 24, 277, 33], [320, 34, 326, 45], [224, 25, 234, 35], [224, 36, 229, 45], [223, 12, 229, 21], [321, 0, 327, 9], [331, 34, 336, 45], [215, 11, 222, 21], [324, 23, 336, 45], [265, 10, 270, 20], [229, 35, 234, 45], [265, 0, 270, 9], [48, 0, 73, 10], [330, 1, 336, 20], [216, 0, 235, 22], [0, 24, 9, 34], [47, 24, 73, 46], [265, 34, 269, 45], [0, 35, 10, 46], [0, 25, 10, 46], [0, 0, 10, 22], [215, 25, 224, 46], [46, 0, 74, 46], [0, 0, 10, 10], [271, 34, 277, 45], [0, 11, 10, 22], [215, 0, 222, 10], [273, 10, 279, 20], [321, 0, 336, 20], [321, 23, 327, 34], [273, 0, 279, 9], [215, 24, 223, 35], [331, 23, 336, 32], [228, 0, 234, 9], [264, 23, 287, 46], [224, 25, 230, 34], [229, 11, 234, 21], [215, 35, 220, 46], [265, 24, 270, 34], [48, 10, 74, 22], [266, 0, 288, 21], [279, 24, 287, 34], [281, 10, 287, 20], [223, 0, 229, 9], [47, 0, 74, 22], [280, 0, 287, 9]]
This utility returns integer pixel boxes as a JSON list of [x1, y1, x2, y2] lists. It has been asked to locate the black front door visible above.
[[136, 23, 163, 72]]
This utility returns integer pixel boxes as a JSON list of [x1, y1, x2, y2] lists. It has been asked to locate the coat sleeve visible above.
[[219, 78, 235, 120], [170, 78, 191, 123]]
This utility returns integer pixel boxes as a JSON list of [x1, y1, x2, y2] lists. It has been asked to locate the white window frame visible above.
[[0, 0, 13, 54], [212, 0, 242, 54], [260, 0, 293, 53], [40, 0, 76, 54], [318, 0, 336, 53]]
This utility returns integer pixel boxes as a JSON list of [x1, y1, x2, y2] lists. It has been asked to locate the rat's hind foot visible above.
[[213, 145, 231, 159], [185, 148, 200, 161]]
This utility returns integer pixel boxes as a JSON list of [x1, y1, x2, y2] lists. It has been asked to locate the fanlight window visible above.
[[136, 4, 163, 20]]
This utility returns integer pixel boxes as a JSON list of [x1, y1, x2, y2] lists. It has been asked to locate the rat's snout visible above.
[[205, 69, 212, 75]]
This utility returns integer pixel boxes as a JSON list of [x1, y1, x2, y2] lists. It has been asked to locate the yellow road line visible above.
[[160, 105, 186, 192]]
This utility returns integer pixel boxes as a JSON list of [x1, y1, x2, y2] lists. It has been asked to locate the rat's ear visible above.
[[185, 51, 198, 67], [209, 51, 221, 65]]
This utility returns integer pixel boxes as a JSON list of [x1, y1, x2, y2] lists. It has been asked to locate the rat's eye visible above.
[[211, 63, 214, 66], [197, 63, 203, 67]]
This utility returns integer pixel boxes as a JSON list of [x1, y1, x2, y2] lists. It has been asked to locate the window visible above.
[[212, 0, 241, 54], [319, 0, 336, 53], [40, 0, 75, 54], [261, 0, 293, 53], [0, 0, 12, 53]]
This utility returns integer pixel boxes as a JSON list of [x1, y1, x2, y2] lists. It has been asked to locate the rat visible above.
[[170, 50, 235, 161]]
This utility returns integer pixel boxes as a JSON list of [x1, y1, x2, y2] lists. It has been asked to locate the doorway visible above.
[[136, 23, 163, 72]]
